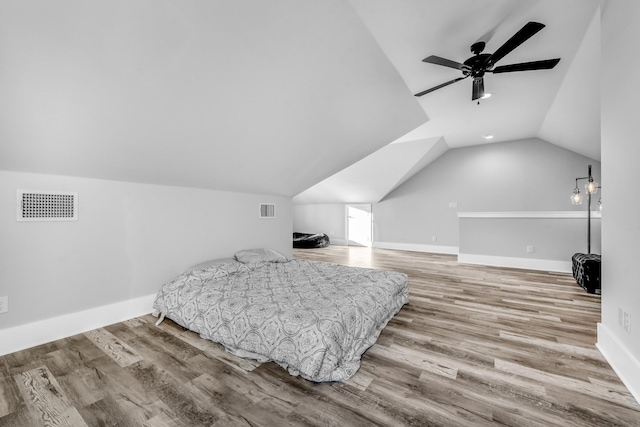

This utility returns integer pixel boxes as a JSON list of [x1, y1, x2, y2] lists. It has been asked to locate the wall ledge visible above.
[[458, 211, 602, 219], [597, 323, 640, 405], [458, 253, 572, 273], [0, 294, 156, 356], [373, 241, 458, 255]]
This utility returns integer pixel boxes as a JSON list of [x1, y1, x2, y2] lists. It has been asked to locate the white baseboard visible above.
[[597, 323, 640, 405], [458, 253, 572, 273], [0, 294, 156, 356], [373, 241, 459, 255], [329, 238, 348, 246]]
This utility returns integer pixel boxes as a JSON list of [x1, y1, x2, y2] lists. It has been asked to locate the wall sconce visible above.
[[570, 164, 601, 254]]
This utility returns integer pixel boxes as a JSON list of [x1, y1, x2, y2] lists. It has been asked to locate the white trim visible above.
[[458, 211, 602, 219], [0, 294, 156, 356], [457, 253, 572, 273], [329, 238, 348, 246], [597, 323, 640, 405], [373, 241, 459, 255]]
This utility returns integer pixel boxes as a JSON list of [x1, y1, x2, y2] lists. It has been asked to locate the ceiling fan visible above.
[[414, 21, 560, 101]]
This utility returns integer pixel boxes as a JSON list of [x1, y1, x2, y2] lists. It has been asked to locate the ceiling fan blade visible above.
[[491, 58, 560, 73], [488, 21, 545, 65], [472, 77, 484, 101], [422, 55, 464, 70], [414, 77, 467, 97]]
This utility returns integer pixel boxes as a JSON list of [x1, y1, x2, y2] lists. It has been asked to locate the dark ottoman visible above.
[[571, 253, 601, 295]]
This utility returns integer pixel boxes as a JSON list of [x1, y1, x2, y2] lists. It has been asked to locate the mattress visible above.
[[153, 257, 408, 382]]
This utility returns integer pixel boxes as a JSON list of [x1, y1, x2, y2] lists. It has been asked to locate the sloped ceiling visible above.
[[0, 0, 425, 196], [296, 0, 601, 204], [349, 0, 600, 149], [295, 136, 444, 204], [1, 1, 602, 202], [539, 8, 601, 161]]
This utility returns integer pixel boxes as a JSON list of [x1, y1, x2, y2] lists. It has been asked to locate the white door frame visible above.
[[346, 204, 372, 247]]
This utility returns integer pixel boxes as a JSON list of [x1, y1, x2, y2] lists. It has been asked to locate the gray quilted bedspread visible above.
[[152, 259, 408, 382]]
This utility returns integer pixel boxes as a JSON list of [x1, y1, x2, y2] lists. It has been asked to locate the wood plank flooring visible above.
[[1, 246, 639, 426]]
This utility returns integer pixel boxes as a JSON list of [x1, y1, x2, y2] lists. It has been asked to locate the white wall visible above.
[[598, 0, 640, 403], [459, 213, 601, 272], [374, 138, 601, 255], [293, 204, 347, 245], [0, 170, 292, 336]]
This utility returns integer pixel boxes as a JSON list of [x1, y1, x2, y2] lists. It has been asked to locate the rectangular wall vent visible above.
[[17, 190, 78, 221], [259, 203, 276, 218]]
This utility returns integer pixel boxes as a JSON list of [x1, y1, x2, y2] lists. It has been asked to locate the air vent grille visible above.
[[259, 203, 276, 218], [17, 190, 78, 221]]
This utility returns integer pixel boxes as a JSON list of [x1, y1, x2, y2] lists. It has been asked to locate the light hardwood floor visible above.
[[1, 246, 638, 426]]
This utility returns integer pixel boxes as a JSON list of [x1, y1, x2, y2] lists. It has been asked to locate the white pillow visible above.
[[183, 258, 237, 273], [234, 248, 290, 264]]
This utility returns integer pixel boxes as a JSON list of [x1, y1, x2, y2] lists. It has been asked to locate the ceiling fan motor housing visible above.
[[463, 53, 491, 77]]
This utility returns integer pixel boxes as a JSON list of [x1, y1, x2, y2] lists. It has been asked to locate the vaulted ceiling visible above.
[[296, 0, 601, 203], [0, 0, 601, 202], [0, 0, 425, 196]]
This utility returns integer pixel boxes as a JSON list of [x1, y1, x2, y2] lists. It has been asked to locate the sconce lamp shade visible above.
[[585, 181, 599, 194], [571, 188, 583, 205]]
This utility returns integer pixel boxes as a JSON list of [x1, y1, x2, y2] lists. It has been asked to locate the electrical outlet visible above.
[[619, 307, 632, 334], [432, 236, 438, 242], [624, 311, 632, 334], [526, 245, 534, 253], [0, 296, 7, 314]]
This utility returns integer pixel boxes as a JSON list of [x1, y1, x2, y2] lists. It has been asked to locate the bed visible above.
[[153, 248, 408, 382]]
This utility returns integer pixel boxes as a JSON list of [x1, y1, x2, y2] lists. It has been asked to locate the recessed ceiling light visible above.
[[481, 93, 492, 99], [482, 133, 494, 140]]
